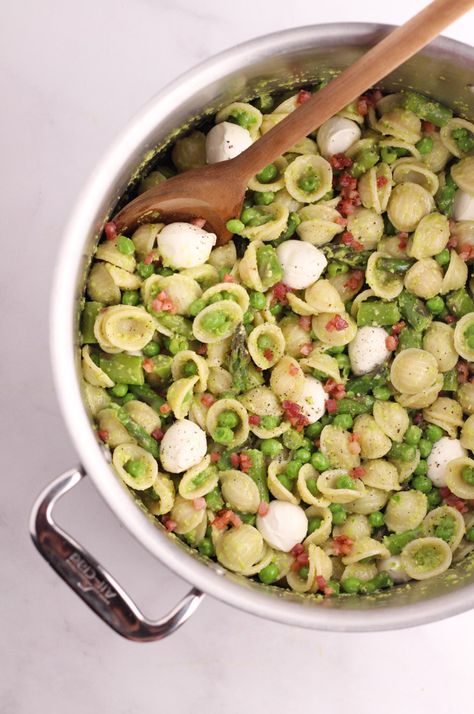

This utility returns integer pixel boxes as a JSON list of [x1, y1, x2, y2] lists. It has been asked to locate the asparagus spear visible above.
[[241, 449, 269, 502], [99, 354, 145, 385], [129, 384, 168, 415], [383, 527, 422, 555], [256, 244, 284, 289], [446, 288, 474, 318], [398, 291, 432, 332], [109, 404, 160, 458], [397, 327, 423, 351], [377, 257, 415, 274], [335, 395, 375, 416], [321, 245, 372, 269], [81, 301, 103, 344], [346, 367, 389, 396], [401, 91, 453, 127], [229, 323, 251, 393], [437, 174, 458, 216], [357, 301, 401, 327]]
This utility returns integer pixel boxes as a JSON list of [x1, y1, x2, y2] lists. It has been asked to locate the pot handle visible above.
[[29, 467, 204, 641]]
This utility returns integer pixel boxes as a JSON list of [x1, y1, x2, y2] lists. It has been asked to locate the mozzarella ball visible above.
[[297, 376, 326, 424], [158, 222, 217, 269], [205, 121, 252, 164], [453, 189, 474, 221], [160, 419, 207, 473], [378, 555, 411, 584], [348, 326, 390, 376], [256, 500, 308, 552], [317, 116, 361, 158], [276, 240, 327, 289], [427, 436, 467, 488]]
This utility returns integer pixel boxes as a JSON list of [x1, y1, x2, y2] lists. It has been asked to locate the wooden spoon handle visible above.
[[233, 0, 474, 179]]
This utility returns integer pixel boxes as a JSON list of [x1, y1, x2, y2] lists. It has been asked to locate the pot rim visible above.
[[50, 22, 474, 631]]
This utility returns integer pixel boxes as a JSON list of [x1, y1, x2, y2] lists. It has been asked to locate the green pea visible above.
[[434, 515, 455, 542], [213, 426, 234, 445], [413, 459, 428, 476], [226, 218, 245, 234], [257, 334, 273, 350], [333, 414, 353, 429], [425, 424, 445, 443], [372, 571, 393, 590], [218, 410, 240, 429], [306, 478, 318, 496], [426, 296, 445, 315], [336, 475, 356, 490], [388, 443, 416, 462], [201, 311, 227, 333], [298, 171, 319, 193], [335, 353, 351, 373], [326, 580, 340, 596], [311, 451, 330, 472], [256, 163, 278, 183], [249, 291, 267, 310], [168, 336, 188, 355], [189, 298, 206, 316], [404, 425, 422, 446], [260, 438, 283, 458], [157, 267, 174, 277], [466, 527, 474, 543], [121, 290, 140, 305], [434, 249, 451, 266], [254, 191, 275, 206], [294, 448, 312, 464], [412, 474, 432, 493], [260, 415, 281, 430], [277, 473, 293, 491], [368, 511, 385, 527], [198, 537, 215, 558], [297, 566, 309, 580], [209, 292, 224, 304], [238, 512, 256, 525], [415, 136, 434, 154], [307, 517, 323, 535], [110, 383, 128, 398], [306, 422, 323, 439], [124, 458, 146, 478], [183, 360, 198, 377], [243, 310, 254, 326], [427, 488, 442, 509], [283, 429, 305, 450], [418, 438, 433, 458], [121, 393, 135, 405], [269, 303, 283, 317], [462, 466, 474, 485], [341, 577, 362, 594], [285, 460, 302, 479], [329, 503, 347, 525], [117, 234, 135, 255], [142, 341, 160, 357], [380, 146, 397, 164], [137, 261, 155, 279], [373, 385, 391, 401], [327, 262, 349, 277], [258, 563, 280, 584]]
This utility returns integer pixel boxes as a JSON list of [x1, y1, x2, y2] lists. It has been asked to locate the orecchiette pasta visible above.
[[81, 85, 474, 599]]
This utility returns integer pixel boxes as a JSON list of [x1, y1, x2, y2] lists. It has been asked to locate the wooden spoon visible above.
[[113, 0, 473, 244]]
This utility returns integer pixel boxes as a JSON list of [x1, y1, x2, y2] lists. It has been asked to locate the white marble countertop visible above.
[[3, 1, 474, 711]]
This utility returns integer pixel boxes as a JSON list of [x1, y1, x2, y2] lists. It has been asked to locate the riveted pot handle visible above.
[[29, 467, 204, 641]]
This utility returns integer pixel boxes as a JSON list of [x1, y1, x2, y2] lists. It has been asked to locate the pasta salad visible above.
[[80, 85, 474, 597]]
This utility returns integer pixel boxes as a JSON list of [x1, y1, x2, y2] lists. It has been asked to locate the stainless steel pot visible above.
[[30, 23, 474, 640]]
